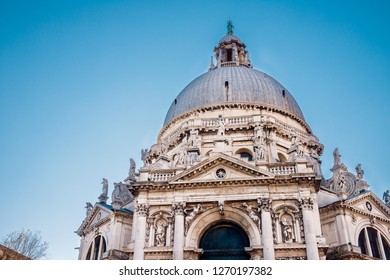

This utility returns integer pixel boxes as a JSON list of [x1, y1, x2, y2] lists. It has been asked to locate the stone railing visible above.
[[148, 171, 176, 182], [202, 119, 217, 126], [220, 62, 237, 67], [269, 164, 296, 175], [228, 116, 253, 125]]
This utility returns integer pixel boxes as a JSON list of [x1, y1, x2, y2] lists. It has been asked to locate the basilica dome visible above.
[[164, 67, 304, 125], [163, 27, 305, 126]]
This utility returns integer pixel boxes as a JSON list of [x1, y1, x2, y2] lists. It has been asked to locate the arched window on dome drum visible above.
[[240, 152, 253, 161], [358, 227, 390, 259], [85, 235, 106, 260]]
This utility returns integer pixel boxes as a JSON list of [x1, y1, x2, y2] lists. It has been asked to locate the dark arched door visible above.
[[199, 222, 250, 260]]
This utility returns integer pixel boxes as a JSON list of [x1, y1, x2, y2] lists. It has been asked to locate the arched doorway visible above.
[[199, 222, 250, 260]]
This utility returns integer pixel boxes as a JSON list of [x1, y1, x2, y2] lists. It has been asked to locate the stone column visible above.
[[335, 215, 349, 245], [133, 203, 148, 260], [172, 202, 186, 260], [299, 198, 319, 260], [258, 198, 275, 260]]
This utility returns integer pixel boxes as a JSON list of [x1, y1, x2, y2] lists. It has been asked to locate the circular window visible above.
[[216, 168, 226, 179], [366, 202, 372, 211]]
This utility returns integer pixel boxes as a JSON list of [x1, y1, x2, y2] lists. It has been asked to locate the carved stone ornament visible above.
[[218, 201, 224, 215], [257, 198, 272, 212], [299, 197, 314, 210], [172, 202, 186, 215], [111, 182, 133, 210], [184, 204, 203, 235], [136, 203, 149, 216], [242, 202, 260, 227]]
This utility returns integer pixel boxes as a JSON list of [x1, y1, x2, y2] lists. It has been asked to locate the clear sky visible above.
[[1, 0, 389, 259]]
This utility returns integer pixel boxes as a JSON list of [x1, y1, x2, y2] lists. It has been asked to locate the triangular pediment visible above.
[[345, 191, 390, 220], [76, 203, 113, 236], [169, 153, 274, 183]]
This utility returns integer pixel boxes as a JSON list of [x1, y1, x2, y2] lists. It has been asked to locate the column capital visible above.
[[136, 203, 149, 217], [172, 202, 186, 215], [299, 197, 314, 210], [257, 198, 272, 212]]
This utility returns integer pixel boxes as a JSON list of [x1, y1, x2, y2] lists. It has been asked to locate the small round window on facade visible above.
[[216, 168, 227, 179]]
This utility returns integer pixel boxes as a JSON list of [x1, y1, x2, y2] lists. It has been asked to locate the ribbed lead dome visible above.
[[163, 27, 305, 126], [164, 67, 304, 125]]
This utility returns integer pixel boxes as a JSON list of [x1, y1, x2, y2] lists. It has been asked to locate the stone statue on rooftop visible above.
[[141, 149, 149, 166], [126, 158, 136, 181], [383, 190, 390, 204], [85, 202, 93, 216], [333, 148, 341, 165], [98, 178, 109, 203], [356, 164, 364, 180]]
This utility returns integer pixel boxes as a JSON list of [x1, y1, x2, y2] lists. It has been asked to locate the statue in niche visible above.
[[155, 221, 167, 246], [333, 148, 341, 165], [217, 115, 225, 136], [281, 217, 293, 243], [356, 164, 364, 180]]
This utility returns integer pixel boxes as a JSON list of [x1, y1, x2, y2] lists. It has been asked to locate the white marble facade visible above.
[[76, 24, 390, 260]]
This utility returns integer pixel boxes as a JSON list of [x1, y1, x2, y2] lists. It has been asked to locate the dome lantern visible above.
[[212, 21, 252, 69]]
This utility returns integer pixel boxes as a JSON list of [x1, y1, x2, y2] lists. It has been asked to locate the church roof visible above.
[[164, 66, 304, 125], [163, 26, 305, 126]]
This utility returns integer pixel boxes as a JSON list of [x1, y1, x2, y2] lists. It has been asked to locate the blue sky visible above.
[[0, 0, 389, 259]]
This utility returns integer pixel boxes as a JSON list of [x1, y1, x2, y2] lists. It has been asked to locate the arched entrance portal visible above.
[[199, 222, 250, 260]]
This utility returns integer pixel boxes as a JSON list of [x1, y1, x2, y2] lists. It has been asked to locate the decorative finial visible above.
[[227, 20, 234, 35]]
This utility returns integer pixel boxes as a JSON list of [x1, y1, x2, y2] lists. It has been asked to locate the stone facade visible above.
[[76, 24, 390, 260]]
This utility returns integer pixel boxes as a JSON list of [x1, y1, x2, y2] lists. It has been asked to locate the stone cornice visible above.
[[76, 203, 132, 236], [319, 198, 390, 224], [345, 191, 390, 216], [132, 175, 318, 191]]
